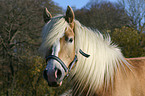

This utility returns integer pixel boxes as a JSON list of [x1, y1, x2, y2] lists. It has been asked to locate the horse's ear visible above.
[[43, 8, 52, 23], [65, 6, 75, 23]]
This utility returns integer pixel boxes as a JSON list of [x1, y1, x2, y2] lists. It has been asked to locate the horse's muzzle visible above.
[[43, 68, 63, 87]]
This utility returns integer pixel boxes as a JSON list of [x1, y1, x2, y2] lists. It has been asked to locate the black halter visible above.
[[46, 55, 78, 73], [45, 49, 90, 78]]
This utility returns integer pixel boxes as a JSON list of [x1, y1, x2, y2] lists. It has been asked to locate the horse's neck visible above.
[[72, 62, 132, 96]]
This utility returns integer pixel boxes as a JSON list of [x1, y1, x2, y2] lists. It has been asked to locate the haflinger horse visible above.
[[39, 6, 145, 96]]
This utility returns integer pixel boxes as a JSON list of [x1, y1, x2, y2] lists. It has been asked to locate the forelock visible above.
[[39, 16, 70, 57]]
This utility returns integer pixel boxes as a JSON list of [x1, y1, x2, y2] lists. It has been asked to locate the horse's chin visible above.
[[48, 81, 62, 87]]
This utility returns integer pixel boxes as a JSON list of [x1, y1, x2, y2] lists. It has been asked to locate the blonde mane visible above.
[[72, 21, 130, 95], [39, 16, 130, 95]]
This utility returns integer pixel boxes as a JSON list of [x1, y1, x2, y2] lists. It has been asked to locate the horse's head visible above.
[[42, 6, 76, 87]]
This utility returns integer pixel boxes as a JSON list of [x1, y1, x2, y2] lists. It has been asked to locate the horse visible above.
[[39, 6, 145, 96]]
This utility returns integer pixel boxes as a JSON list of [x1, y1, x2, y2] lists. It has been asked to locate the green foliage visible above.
[[0, 55, 71, 95], [111, 26, 145, 57], [0, 0, 68, 95], [11, 56, 71, 96]]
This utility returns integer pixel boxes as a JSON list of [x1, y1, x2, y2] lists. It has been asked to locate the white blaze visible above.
[[52, 39, 60, 56]]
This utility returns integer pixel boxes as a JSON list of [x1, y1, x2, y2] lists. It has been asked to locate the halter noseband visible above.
[[46, 55, 78, 73], [45, 49, 90, 79]]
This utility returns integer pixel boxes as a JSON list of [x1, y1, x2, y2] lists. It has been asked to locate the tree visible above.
[[74, 0, 145, 58], [75, 1, 131, 33], [111, 26, 145, 57], [118, 0, 145, 34], [0, 0, 63, 95]]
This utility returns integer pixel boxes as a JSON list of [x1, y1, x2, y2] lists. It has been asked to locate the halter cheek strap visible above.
[[79, 49, 90, 58]]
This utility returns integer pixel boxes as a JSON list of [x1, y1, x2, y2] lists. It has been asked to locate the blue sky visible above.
[[53, 0, 117, 9]]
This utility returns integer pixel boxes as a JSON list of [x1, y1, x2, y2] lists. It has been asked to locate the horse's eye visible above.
[[65, 37, 74, 43], [68, 38, 73, 43]]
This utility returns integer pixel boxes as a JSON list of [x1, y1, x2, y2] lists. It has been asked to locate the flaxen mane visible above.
[[72, 20, 131, 95]]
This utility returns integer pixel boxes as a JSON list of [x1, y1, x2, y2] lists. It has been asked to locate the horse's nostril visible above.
[[56, 69, 62, 79]]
